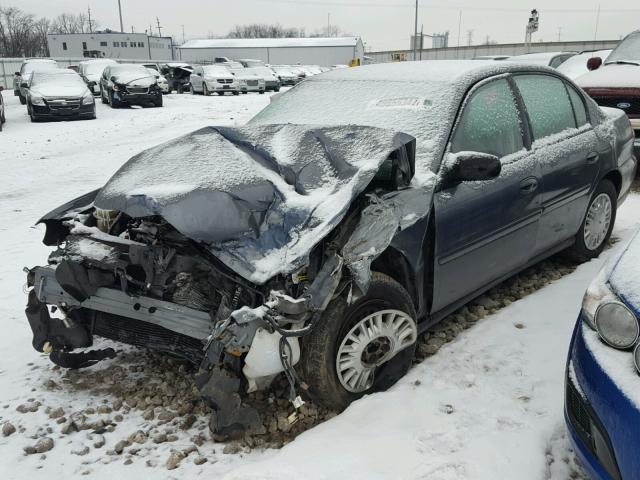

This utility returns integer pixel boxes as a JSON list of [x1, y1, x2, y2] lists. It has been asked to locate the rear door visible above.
[[512, 74, 601, 254], [432, 76, 542, 313]]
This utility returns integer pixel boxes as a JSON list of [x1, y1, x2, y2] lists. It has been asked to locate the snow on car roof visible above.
[[506, 52, 575, 63]]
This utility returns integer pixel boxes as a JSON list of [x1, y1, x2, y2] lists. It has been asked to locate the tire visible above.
[[566, 179, 617, 262], [28, 103, 38, 123], [100, 86, 108, 104], [259, 90, 265, 94], [241, 91, 248, 95], [190, 85, 196, 95], [274, 87, 280, 92], [299, 272, 418, 411], [153, 95, 163, 108], [217, 92, 224, 96], [19, 92, 26, 105], [203, 84, 209, 96], [234, 91, 241, 96], [109, 89, 124, 109]]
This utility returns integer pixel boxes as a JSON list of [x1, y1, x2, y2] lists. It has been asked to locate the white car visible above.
[[505, 52, 577, 68], [146, 68, 169, 94], [78, 59, 118, 95], [15, 59, 59, 104], [556, 49, 612, 80], [269, 65, 300, 86], [190, 65, 239, 96], [228, 68, 265, 94]]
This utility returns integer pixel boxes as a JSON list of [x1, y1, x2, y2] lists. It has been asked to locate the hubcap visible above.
[[584, 193, 612, 251], [336, 309, 417, 393]]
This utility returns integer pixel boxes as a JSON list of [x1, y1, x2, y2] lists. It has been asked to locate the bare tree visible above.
[[0, 7, 46, 56], [50, 12, 96, 34], [309, 25, 349, 37], [227, 24, 302, 39]]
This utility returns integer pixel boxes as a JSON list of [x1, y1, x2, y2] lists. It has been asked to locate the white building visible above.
[[47, 32, 174, 61], [177, 37, 364, 66]]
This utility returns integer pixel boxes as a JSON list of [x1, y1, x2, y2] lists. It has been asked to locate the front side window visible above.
[[514, 75, 576, 140], [450, 79, 524, 158]]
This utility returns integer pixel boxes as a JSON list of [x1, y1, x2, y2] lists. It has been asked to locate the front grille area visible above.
[[567, 380, 594, 446], [126, 86, 149, 94], [591, 94, 640, 115], [92, 312, 205, 365], [46, 97, 81, 112], [217, 79, 232, 84]]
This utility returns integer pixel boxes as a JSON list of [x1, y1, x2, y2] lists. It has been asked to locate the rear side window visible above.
[[566, 86, 588, 127], [450, 79, 524, 158], [514, 75, 576, 140]]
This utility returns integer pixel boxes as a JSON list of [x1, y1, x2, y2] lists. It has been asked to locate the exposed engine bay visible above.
[[24, 124, 422, 437]]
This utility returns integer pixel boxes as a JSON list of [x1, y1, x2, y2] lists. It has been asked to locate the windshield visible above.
[[22, 61, 58, 75], [31, 71, 85, 87], [202, 66, 229, 75], [84, 62, 113, 76], [244, 67, 272, 76], [111, 65, 151, 76], [606, 32, 640, 64], [250, 78, 456, 173]]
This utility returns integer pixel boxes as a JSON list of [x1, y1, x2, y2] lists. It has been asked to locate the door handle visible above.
[[586, 152, 599, 164], [520, 177, 539, 193]]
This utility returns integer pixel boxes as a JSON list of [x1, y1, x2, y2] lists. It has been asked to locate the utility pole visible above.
[[327, 13, 330, 37], [413, 0, 418, 60], [557, 27, 562, 42], [117, 0, 124, 33], [524, 9, 539, 53], [87, 6, 93, 33], [419, 24, 423, 60], [156, 17, 162, 37], [466, 29, 473, 46], [131, 26, 134, 33], [594, 4, 600, 40], [182, 24, 185, 43]]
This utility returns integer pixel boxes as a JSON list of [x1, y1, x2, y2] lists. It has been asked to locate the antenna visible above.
[[87, 6, 93, 33], [156, 17, 162, 37]]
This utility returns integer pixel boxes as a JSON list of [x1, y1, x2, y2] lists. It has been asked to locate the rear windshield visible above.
[[83, 62, 114, 75], [110, 65, 149, 75], [202, 66, 230, 75]]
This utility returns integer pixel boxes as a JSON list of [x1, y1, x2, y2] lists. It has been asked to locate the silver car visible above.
[[228, 68, 265, 94], [190, 65, 240, 96], [78, 59, 118, 95], [15, 59, 59, 105]]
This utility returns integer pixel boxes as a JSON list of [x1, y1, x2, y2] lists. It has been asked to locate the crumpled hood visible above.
[[32, 83, 88, 98], [577, 63, 640, 89], [609, 229, 640, 314], [95, 124, 416, 284]]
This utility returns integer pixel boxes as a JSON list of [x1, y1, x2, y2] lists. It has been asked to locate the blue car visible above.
[[566, 229, 640, 480]]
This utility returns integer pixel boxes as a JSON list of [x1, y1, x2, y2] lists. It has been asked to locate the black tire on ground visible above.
[[259, 90, 265, 94], [190, 85, 196, 95], [101, 87, 108, 104], [28, 103, 38, 123], [217, 92, 224, 96], [274, 87, 280, 92], [203, 84, 209, 96], [153, 95, 163, 107], [566, 179, 617, 262], [233, 91, 240, 96], [298, 272, 417, 411], [241, 91, 247, 95], [19, 93, 26, 105], [109, 89, 121, 109]]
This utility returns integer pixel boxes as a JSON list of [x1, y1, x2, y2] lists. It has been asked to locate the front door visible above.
[[432, 77, 542, 313]]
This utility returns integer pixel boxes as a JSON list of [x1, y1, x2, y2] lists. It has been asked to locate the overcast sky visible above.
[[15, 0, 640, 51]]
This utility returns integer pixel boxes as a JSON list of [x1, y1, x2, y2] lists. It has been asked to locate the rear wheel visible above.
[[153, 95, 163, 108], [109, 89, 121, 109], [217, 92, 224, 96], [566, 179, 617, 261], [299, 272, 418, 411], [100, 86, 108, 104], [203, 84, 209, 96], [19, 92, 26, 105]]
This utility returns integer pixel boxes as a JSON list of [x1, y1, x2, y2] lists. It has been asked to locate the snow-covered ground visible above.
[[0, 91, 638, 479]]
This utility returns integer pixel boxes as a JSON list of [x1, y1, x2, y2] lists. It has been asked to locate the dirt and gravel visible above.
[[0, 246, 592, 470]]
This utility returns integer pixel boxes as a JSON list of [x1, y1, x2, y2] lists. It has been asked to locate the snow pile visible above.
[[609, 227, 640, 310]]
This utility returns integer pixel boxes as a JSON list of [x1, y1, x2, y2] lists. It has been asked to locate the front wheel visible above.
[[567, 179, 617, 261], [153, 95, 163, 107], [299, 272, 417, 411], [203, 84, 209, 96], [19, 93, 26, 105]]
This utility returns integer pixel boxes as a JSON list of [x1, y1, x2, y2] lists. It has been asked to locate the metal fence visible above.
[[0, 57, 161, 90]]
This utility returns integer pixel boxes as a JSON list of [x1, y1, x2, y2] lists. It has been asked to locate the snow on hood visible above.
[[95, 124, 417, 284], [576, 63, 640, 89], [30, 73, 89, 98], [609, 228, 640, 313], [32, 83, 89, 98]]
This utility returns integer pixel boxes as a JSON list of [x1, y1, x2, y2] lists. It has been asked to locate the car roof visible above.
[[506, 52, 575, 62], [310, 60, 555, 86]]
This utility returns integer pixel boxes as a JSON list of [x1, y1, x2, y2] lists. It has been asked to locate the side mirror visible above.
[[0, 86, 4, 92], [110, 76, 117, 83], [445, 152, 501, 183], [20, 82, 28, 89], [587, 56, 602, 71], [14, 72, 20, 76], [87, 81, 96, 87], [197, 72, 202, 76]]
